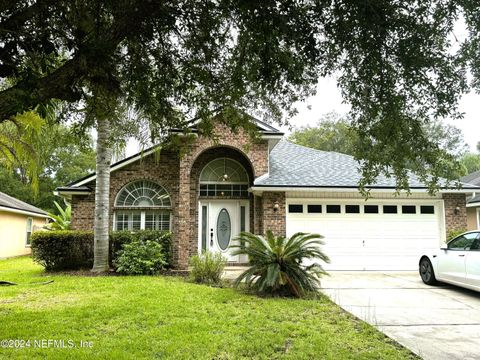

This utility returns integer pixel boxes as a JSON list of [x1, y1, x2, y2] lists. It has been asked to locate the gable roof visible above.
[[57, 118, 283, 191], [0, 191, 49, 217], [253, 139, 480, 191], [169, 115, 284, 136]]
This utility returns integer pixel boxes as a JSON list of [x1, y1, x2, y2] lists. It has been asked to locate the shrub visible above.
[[232, 231, 329, 298], [447, 228, 467, 241], [31, 230, 172, 271], [110, 231, 173, 267], [189, 251, 226, 285], [114, 240, 167, 275], [31, 230, 93, 270]]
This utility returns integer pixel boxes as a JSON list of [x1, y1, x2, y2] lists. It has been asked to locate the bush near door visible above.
[[189, 251, 226, 286]]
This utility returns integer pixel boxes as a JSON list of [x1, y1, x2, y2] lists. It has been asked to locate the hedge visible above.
[[31, 230, 172, 271]]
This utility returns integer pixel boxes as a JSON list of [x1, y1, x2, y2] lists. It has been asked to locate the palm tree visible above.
[[231, 231, 330, 298]]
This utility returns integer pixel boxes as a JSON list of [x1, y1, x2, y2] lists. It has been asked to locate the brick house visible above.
[[460, 170, 480, 230], [56, 119, 479, 271]]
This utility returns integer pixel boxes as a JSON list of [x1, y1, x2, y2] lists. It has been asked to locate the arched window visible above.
[[199, 158, 249, 197], [114, 180, 171, 231]]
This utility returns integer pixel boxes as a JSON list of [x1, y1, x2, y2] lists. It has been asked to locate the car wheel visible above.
[[419, 257, 437, 285]]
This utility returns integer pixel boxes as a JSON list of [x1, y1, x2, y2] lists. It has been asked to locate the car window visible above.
[[448, 233, 478, 250], [471, 239, 480, 251]]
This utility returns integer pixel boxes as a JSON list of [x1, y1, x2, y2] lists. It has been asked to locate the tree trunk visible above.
[[92, 117, 112, 272]]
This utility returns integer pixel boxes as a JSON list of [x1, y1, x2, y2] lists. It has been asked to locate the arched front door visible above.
[[197, 158, 250, 262]]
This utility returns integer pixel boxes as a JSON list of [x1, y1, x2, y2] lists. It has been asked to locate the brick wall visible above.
[[443, 193, 467, 236], [70, 122, 269, 269], [176, 123, 269, 268], [261, 192, 286, 237]]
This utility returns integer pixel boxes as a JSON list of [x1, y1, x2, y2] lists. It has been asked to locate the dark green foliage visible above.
[[0, 123, 96, 213], [290, 113, 469, 181], [4, 1, 480, 191], [189, 251, 226, 286], [114, 241, 167, 275], [232, 231, 329, 298], [110, 231, 173, 267], [31, 231, 94, 271], [289, 112, 359, 156], [31, 230, 172, 271], [447, 228, 468, 241]]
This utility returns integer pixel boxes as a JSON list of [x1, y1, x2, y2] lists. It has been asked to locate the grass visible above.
[[0, 256, 417, 360]]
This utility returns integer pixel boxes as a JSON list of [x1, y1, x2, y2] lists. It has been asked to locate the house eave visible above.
[[0, 205, 50, 218], [249, 185, 479, 195]]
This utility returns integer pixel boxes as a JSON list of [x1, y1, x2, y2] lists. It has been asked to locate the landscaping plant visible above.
[[114, 240, 166, 275], [189, 251, 226, 286], [45, 200, 71, 230], [232, 231, 329, 297]]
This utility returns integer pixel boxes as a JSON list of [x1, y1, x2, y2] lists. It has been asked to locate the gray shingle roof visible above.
[[0, 191, 48, 216], [461, 170, 480, 187], [254, 139, 479, 189]]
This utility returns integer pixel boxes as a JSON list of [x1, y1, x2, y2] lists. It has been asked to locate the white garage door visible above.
[[286, 200, 445, 270]]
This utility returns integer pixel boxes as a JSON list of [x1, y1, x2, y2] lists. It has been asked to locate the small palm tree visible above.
[[45, 200, 71, 230], [231, 231, 329, 297]]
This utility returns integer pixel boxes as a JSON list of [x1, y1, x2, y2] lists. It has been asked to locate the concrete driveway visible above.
[[321, 272, 480, 360]]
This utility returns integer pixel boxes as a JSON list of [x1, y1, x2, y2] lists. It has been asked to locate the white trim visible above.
[[71, 146, 160, 187], [477, 208, 480, 229], [113, 209, 171, 231], [25, 217, 33, 247], [69, 133, 281, 188], [251, 186, 477, 195], [466, 202, 480, 208], [260, 134, 283, 140], [0, 205, 50, 219], [55, 190, 91, 197]]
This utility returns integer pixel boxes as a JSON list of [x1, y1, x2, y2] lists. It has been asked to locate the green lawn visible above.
[[0, 257, 416, 359]]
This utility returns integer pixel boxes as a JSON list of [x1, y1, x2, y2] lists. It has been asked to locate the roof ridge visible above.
[[282, 139, 355, 159]]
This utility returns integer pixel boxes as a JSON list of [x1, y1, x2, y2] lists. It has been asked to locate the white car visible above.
[[419, 230, 480, 292]]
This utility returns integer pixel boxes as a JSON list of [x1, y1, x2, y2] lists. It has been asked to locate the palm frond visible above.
[[233, 231, 330, 297]]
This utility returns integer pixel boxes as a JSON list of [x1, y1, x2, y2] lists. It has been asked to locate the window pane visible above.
[[326, 205, 341, 213], [288, 204, 303, 213], [383, 205, 397, 214], [144, 211, 170, 231], [145, 213, 156, 230], [364, 205, 378, 214], [26, 218, 33, 245], [132, 213, 141, 230], [116, 212, 129, 231], [159, 213, 170, 230], [345, 205, 360, 214], [420, 205, 435, 214], [402, 205, 416, 214], [240, 206, 246, 232], [448, 235, 475, 250], [115, 180, 171, 207], [307, 205, 322, 213]]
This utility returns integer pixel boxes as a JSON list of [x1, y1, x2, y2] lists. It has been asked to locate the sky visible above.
[[125, 76, 480, 156], [285, 77, 480, 152]]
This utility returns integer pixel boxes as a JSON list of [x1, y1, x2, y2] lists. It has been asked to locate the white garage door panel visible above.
[[286, 202, 443, 271]]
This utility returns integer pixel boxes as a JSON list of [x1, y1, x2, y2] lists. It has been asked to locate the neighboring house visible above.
[[56, 119, 480, 271], [0, 191, 49, 258], [460, 170, 480, 230]]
